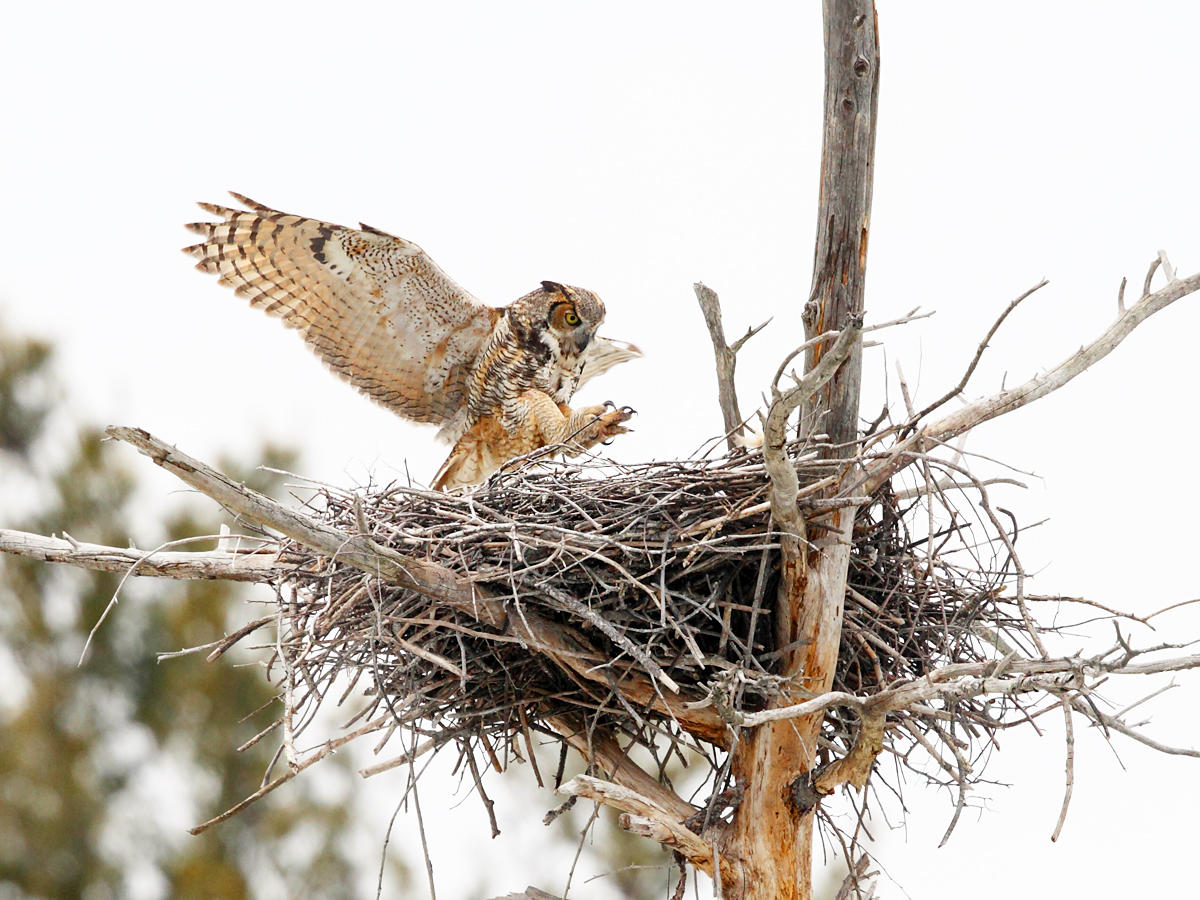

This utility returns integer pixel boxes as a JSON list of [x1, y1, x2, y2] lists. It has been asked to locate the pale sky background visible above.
[[2, 2, 1199, 898]]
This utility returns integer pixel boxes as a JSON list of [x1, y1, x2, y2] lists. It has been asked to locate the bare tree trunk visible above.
[[804, 1, 878, 450], [725, 4, 879, 898]]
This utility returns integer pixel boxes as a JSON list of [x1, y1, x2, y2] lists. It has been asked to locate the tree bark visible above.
[[725, 4, 879, 898], [803, 2, 878, 450]]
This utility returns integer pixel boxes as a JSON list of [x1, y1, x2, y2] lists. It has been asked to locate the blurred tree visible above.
[[0, 319, 405, 899]]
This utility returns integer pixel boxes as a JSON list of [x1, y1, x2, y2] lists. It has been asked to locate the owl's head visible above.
[[509, 281, 606, 358]]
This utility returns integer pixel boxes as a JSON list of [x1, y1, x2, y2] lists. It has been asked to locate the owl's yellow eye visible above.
[[564, 310, 581, 327]]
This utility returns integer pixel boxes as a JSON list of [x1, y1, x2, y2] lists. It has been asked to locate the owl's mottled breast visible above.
[[465, 312, 551, 424]]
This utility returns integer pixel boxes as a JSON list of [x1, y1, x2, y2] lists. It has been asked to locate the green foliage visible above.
[[0, 321, 387, 899], [0, 326, 51, 456]]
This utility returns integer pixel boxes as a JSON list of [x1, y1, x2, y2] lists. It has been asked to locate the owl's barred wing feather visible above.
[[578, 337, 642, 390], [183, 193, 500, 428]]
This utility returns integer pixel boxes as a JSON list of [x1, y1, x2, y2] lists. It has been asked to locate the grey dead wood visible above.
[[694, 281, 769, 449], [724, 3, 879, 899], [0, 528, 287, 581], [856, 267, 1200, 496]]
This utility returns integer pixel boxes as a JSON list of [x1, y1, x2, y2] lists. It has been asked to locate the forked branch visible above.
[[732, 643, 1200, 799], [694, 282, 769, 449], [763, 316, 863, 542], [557, 774, 727, 880], [861, 265, 1200, 494]]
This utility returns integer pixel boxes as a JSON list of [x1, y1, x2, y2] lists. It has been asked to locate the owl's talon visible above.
[[620, 406, 636, 416]]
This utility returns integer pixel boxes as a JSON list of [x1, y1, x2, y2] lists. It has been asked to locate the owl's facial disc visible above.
[[549, 300, 594, 352]]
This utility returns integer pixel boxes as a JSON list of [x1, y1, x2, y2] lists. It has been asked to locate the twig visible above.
[[1050, 699, 1074, 842], [906, 279, 1048, 427], [860, 266, 1200, 494], [188, 715, 387, 834], [466, 748, 501, 838]]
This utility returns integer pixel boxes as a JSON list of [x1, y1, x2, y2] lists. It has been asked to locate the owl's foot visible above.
[[595, 402, 635, 444], [565, 403, 635, 452]]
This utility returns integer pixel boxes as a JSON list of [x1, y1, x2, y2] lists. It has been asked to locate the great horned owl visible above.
[[184, 194, 639, 489]]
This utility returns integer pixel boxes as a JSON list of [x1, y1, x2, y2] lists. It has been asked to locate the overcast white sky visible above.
[[3, 2, 1199, 898]]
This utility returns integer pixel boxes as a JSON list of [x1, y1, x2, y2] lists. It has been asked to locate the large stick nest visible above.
[[264, 438, 1040, 797]]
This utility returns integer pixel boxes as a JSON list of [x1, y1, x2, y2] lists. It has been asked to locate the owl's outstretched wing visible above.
[[184, 193, 500, 428], [577, 337, 642, 391]]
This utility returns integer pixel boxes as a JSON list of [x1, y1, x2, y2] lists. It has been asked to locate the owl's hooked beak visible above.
[[569, 328, 596, 355]]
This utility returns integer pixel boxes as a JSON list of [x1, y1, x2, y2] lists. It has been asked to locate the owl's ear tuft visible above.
[[541, 280, 567, 295]]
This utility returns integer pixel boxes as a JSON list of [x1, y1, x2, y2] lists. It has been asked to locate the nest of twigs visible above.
[[263, 438, 1042, 802]]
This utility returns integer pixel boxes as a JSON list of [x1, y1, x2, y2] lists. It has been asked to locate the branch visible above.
[[834, 856, 878, 900], [0, 528, 286, 581], [558, 774, 725, 880], [906, 279, 1048, 427], [861, 267, 1200, 494], [813, 706, 885, 793], [740, 650, 1200, 730], [547, 714, 697, 821], [762, 317, 863, 540], [103, 427, 729, 745], [694, 282, 768, 449], [105, 427, 502, 620], [733, 647, 1200, 798]]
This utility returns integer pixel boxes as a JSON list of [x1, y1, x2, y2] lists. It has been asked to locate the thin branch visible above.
[[1050, 699, 1074, 842], [739, 650, 1200, 730], [188, 714, 389, 834], [906, 279, 1048, 427], [860, 267, 1200, 494], [834, 855, 878, 900], [0, 528, 286, 581], [1157, 250, 1177, 284], [466, 749, 501, 839], [1143, 257, 1162, 297], [359, 737, 438, 778], [1068, 696, 1200, 758]]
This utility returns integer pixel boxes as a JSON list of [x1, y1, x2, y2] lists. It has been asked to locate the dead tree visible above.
[[3, 3, 1200, 898]]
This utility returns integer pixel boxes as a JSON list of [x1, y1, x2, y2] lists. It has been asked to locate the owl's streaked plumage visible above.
[[184, 194, 639, 488]]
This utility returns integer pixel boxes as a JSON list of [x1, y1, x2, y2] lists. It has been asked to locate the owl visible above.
[[184, 194, 640, 489]]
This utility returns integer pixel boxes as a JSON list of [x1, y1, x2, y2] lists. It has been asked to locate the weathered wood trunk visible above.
[[724, 3, 879, 897]]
